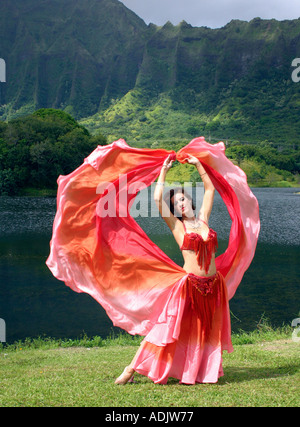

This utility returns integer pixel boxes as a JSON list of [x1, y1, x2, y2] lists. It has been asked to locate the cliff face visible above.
[[1, 0, 300, 141], [0, 0, 148, 117], [137, 18, 300, 107]]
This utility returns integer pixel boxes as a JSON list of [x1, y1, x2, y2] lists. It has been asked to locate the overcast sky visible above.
[[119, 0, 300, 28]]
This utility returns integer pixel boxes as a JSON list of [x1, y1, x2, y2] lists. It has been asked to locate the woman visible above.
[[46, 138, 259, 386], [115, 154, 233, 385]]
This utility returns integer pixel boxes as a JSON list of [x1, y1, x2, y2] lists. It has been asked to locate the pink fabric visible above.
[[132, 272, 233, 384], [46, 137, 260, 384]]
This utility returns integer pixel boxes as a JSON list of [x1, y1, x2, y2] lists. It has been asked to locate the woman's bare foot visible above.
[[114, 366, 135, 385]]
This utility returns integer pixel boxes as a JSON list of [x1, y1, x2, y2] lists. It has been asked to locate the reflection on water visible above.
[[0, 188, 299, 343]]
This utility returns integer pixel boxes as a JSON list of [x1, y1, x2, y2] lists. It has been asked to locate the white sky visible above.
[[119, 0, 300, 28]]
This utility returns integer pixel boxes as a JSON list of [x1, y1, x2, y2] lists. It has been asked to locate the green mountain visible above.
[[82, 18, 300, 148], [1, 0, 300, 150], [0, 0, 148, 118]]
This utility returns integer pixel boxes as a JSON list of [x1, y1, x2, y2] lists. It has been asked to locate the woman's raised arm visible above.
[[185, 154, 215, 224], [154, 156, 178, 231]]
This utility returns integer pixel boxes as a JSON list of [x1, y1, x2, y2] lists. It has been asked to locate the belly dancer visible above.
[[115, 154, 233, 385], [46, 137, 260, 386]]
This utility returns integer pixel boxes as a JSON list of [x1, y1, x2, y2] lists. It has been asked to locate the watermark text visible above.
[[0, 318, 6, 343], [96, 177, 204, 218], [0, 58, 6, 83], [292, 318, 300, 343], [291, 58, 300, 83]]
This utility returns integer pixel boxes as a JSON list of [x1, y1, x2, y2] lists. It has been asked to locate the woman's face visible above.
[[172, 192, 193, 218]]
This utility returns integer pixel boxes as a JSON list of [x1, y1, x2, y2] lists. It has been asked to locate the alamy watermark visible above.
[[292, 318, 300, 343], [96, 178, 204, 218], [291, 58, 300, 82], [0, 58, 6, 83], [0, 318, 6, 343]]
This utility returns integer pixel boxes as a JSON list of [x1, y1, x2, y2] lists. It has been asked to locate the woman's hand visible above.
[[162, 155, 174, 171], [184, 154, 200, 166]]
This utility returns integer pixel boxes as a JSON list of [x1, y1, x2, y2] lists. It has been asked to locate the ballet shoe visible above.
[[114, 366, 135, 385]]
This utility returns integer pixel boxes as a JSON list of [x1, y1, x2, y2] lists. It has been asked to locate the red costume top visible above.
[[180, 220, 218, 274]]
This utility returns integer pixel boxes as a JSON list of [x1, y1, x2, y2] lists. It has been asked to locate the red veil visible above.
[[46, 137, 260, 337]]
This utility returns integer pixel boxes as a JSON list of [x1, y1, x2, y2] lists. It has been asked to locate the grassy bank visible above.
[[0, 326, 299, 407]]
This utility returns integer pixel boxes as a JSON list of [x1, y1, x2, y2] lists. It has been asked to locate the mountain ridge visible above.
[[0, 0, 149, 117], [0, 0, 300, 147]]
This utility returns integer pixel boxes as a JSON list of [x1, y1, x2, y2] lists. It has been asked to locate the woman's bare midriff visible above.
[[182, 250, 217, 277]]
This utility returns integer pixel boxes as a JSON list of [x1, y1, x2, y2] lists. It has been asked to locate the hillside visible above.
[[0, 0, 148, 118], [81, 18, 300, 147], [0, 0, 299, 185]]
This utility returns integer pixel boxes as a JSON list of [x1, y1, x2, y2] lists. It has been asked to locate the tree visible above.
[[0, 109, 107, 194]]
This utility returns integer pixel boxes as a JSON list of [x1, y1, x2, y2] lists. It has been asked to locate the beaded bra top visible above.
[[180, 219, 218, 274]]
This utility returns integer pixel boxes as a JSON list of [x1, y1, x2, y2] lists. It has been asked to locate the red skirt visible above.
[[132, 272, 233, 384]]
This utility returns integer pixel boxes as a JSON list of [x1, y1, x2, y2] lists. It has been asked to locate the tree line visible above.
[[225, 143, 300, 174], [0, 108, 299, 195], [0, 109, 107, 195]]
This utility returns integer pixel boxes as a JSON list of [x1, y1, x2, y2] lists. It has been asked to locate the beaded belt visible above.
[[187, 272, 219, 296]]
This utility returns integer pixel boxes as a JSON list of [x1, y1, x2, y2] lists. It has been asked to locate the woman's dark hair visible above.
[[163, 187, 195, 221]]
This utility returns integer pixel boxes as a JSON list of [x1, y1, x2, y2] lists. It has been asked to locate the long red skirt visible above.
[[132, 272, 233, 384]]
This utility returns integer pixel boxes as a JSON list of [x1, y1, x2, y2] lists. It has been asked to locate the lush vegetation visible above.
[[1, 1, 300, 150], [80, 88, 300, 188], [1, 3, 300, 192], [225, 143, 300, 187], [0, 325, 299, 407], [0, 109, 106, 196], [0, 107, 299, 195], [0, 0, 148, 121]]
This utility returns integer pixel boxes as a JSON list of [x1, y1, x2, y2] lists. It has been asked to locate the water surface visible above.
[[0, 188, 299, 343]]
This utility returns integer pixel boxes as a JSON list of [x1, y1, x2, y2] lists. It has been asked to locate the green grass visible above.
[[0, 326, 299, 407]]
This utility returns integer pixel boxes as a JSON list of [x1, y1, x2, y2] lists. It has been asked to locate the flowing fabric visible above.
[[132, 272, 232, 384], [46, 137, 260, 384]]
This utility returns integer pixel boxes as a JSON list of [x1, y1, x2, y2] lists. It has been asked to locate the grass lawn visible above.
[[0, 329, 299, 407]]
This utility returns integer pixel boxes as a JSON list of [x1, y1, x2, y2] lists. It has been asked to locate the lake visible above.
[[0, 187, 299, 343]]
